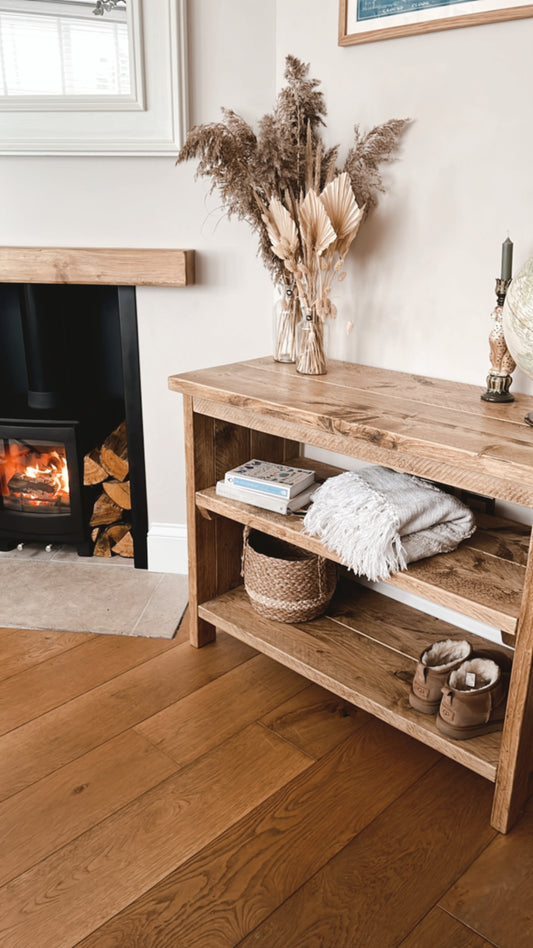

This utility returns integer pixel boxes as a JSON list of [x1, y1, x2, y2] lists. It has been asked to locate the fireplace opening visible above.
[[0, 282, 147, 567]]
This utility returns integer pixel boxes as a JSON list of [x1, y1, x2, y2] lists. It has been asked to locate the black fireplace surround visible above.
[[0, 282, 148, 567]]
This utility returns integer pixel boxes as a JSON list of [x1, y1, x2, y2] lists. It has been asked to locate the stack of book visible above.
[[216, 459, 317, 515]]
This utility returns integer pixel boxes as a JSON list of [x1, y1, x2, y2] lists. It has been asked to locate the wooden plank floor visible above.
[[1, 615, 532, 947]]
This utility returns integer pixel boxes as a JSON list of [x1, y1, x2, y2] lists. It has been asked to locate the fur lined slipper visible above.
[[436, 657, 508, 740], [409, 639, 472, 715]]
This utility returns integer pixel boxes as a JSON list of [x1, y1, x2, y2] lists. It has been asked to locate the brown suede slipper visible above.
[[409, 639, 472, 715], [436, 657, 508, 741]]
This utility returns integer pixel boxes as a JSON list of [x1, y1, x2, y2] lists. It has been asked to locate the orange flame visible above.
[[25, 452, 70, 496], [1, 443, 70, 507]]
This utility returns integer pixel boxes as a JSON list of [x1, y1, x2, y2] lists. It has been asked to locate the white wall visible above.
[[2, 1, 533, 572], [277, 1, 533, 387]]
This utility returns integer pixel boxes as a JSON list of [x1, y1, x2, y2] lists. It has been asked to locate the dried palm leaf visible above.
[[298, 190, 336, 259], [320, 172, 363, 240], [262, 198, 299, 262]]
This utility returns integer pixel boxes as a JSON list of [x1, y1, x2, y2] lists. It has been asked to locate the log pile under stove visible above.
[[83, 420, 133, 558]]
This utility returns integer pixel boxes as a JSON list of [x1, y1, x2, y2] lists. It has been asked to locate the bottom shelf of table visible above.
[[198, 577, 513, 783]]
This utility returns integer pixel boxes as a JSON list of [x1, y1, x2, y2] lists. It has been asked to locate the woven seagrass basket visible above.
[[242, 528, 337, 623]]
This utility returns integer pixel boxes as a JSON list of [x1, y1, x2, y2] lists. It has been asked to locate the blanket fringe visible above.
[[303, 471, 408, 581]]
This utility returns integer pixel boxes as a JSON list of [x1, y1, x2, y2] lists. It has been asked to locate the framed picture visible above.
[[339, 0, 533, 45]]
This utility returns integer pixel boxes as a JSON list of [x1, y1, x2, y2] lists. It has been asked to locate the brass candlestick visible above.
[[481, 277, 515, 403]]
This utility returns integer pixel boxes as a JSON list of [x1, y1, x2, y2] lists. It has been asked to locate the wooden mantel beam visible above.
[[0, 247, 195, 287]]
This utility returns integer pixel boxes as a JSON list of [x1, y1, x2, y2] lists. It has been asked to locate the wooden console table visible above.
[[169, 356, 533, 833]]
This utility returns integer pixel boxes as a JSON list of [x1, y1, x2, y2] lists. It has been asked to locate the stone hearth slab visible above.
[[0, 553, 187, 638]]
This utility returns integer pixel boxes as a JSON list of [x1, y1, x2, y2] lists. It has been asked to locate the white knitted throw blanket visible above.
[[303, 466, 476, 582]]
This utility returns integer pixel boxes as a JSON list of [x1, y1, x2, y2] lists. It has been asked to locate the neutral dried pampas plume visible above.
[[177, 55, 409, 293]]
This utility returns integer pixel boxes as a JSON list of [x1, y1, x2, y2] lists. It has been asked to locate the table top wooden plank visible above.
[[250, 355, 533, 427], [169, 358, 533, 499], [170, 360, 533, 450], [170, 356, 533, 427]]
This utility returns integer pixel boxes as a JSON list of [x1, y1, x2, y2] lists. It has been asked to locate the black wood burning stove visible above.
[[0, 282, 147, 566]]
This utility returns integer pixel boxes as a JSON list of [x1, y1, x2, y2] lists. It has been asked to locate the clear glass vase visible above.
[[296, 310, 327, 375], [273, 283, 299, 363]]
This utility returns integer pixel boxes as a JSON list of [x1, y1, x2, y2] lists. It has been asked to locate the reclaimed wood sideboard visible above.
[[169, 355, 533, 833]]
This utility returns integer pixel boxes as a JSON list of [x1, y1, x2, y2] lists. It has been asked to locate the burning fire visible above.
[[24, 452, 70, 497], [1, 442, 70, 510]]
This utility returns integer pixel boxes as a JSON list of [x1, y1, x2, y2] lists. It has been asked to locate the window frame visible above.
[[0, 0, 188, 155]]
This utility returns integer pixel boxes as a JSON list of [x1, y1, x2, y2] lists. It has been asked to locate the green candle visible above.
[[501, 237, 513, 281]]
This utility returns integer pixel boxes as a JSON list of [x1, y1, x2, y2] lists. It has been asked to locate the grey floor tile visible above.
[[0, 560, 187, 638]]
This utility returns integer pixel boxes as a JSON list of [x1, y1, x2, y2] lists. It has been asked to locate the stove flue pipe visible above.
[[19, 285, 64, 411]]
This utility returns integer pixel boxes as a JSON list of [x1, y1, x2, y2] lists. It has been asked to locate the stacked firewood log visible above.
[[83, 420, 133, 558]]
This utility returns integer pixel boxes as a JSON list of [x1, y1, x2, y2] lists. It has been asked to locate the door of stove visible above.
[[0, 423, 89, 546]]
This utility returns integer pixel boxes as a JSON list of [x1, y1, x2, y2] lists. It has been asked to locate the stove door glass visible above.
[[0, 436, 70, 515]]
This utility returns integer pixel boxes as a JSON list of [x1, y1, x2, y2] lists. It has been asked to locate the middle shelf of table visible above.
[[197, 453, 530, 644]]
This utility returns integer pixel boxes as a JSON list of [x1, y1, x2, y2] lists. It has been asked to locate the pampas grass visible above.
[[177, 55, 408, 291]]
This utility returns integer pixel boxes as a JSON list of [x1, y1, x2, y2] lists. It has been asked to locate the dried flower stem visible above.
[[297, 316, 327, 375]]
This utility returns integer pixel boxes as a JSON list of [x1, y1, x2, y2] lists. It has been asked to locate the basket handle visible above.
[[317, 556, 327, 597], [241, 525, 251, 578]]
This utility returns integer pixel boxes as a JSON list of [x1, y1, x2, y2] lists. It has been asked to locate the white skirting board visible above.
[[147, 522, 188, 574]]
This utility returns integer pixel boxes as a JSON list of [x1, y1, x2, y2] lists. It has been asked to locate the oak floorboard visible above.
[[172, 608, 191, 644], [0, 627, 96, 682], [440, 793, 533, 948], [399, 907, 494, 947], [0, 633, 255, 801], [0, 632, 176, 735], [0, 725, 310, 948], [76, 719, 438, 948], [0, 729, 179, 887], [259, 682, 368, 759], [135, 652, 309, 766], [4, 619, 533, 946], [237, 759, 496, 948]]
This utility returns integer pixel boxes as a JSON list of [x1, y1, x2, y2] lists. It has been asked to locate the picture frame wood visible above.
[[339, 0, 533, 46]]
